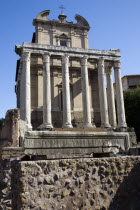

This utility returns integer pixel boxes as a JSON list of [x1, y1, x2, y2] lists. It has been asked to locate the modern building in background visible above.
[[122, 75, 140, 91]]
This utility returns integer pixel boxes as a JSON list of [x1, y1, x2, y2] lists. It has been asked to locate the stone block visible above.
[[0, 109, 20, 147], [24, 131, 130, 156]]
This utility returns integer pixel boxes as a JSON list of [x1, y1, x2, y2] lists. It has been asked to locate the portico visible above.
[[16, 43, 127, 131]]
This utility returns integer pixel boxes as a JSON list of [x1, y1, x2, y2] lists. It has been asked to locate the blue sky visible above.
[[0, 0, 140, 118]]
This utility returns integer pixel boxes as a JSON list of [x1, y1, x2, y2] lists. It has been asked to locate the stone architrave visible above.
[[42, 53, 53, 129], [62, 54, 73, 128], [114, 60, 127, 128], [21, 52, 32, 130], [105, 64, 117, 128], [98, 57, 110, 128], [81, 56, 94, 128]]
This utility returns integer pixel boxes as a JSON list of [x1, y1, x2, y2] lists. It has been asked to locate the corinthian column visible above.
[[21, 52, 32, 130], [105, 63, 117, 128], [62, 54, 72, 128], [42, 53, 53, 129], [81, 56, 94, 128], [98, 57, 110, 128], [114, 60, 127, 128]]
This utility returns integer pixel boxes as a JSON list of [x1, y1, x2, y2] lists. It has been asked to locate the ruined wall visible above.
[[12, 156, 140, 210], [0, 109, 21, 209], [0, 148, 23, 209], [0, 109, 20, 147]]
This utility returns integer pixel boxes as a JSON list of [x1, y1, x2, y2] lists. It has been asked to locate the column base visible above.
[[117, 126, 128, 132], [39, 123, 53, 130], [111, 124, 117, 129], [118, 123, 127, 128], [63, 123, 73, 128], [117, 122, 127, 131], [83, 123, 96, 128], [26, 124, 32, 131], [101, 123, 111, 129]]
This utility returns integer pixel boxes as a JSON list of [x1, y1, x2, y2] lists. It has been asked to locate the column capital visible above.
[[98, 57, 104, 69], [62, 54, 69, 64], [114, 60, 121, 68], [98, 56, 104, 62], [43, 52, 51, 56], [43, 53, 50, 64], [98, 57, 105, 75], [43, 52, 51, 58], [105, 62, 113, 75], [82, 55, 88, 59], [62, 53, 69, 58], [81, 55, 88, 66], [22, 51, 30, 62]]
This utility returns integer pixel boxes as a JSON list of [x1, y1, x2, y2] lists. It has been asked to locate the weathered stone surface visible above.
[[24, 131, 130, 155], [0, 147, 23, 210], [0, 109, 20, 147], [12, 156, 140, 210]]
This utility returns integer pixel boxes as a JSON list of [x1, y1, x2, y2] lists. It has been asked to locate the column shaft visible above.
[[62, 54, 72, 128], [98, 57, 110, 128], [21, 52, 32, 130], [81, 56, 94, 128], [42, 53, 53, 129], [106, 65, 117, 128], [114, 61, 127, 128]]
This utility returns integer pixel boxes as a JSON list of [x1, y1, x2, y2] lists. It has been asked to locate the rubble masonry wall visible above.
[[11, 156, 140, 210]]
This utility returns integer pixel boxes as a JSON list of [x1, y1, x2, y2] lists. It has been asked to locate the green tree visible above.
[[0, 118, 4, 128], [124, 86, 140, 142]]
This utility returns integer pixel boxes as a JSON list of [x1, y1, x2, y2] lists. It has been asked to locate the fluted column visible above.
[[81, 56, 94, 128], [42, 53, 53, 129], [21, 52, 32, 130], [98, 57, 110, 128], [62, 54, 72, 128], [106, 64, 117, 128], [114, 60, 127, 128]]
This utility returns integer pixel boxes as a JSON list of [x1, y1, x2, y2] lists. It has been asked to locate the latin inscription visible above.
[[24, 138, 123, 149]]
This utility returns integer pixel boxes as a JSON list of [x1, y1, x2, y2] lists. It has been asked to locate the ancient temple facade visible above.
[[15, 10, 127, 132], [14, 10, 135, 156]]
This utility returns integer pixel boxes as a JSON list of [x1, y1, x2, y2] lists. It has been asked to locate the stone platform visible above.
[[24, 130, 131, 156]]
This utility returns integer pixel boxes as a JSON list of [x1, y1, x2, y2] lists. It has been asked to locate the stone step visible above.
[[52, 127, 106, 132]]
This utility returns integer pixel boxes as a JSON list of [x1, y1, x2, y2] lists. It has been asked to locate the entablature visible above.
[[15, 42, 121, 61]]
